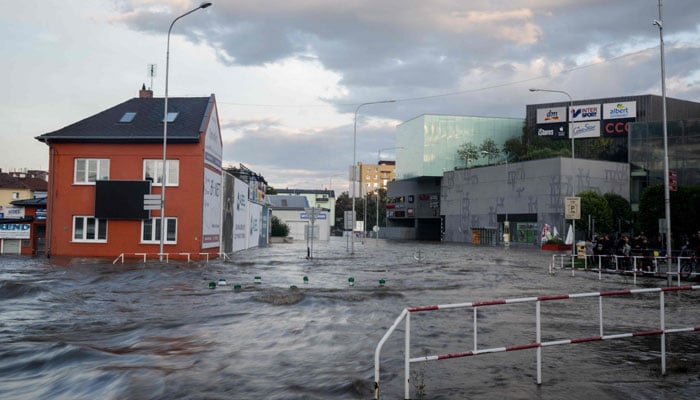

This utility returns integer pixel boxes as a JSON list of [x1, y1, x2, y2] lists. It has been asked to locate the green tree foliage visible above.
[[457, 142, 480, 166], [479, 138, 500, 161], [577, 190, 612, 234], [503, 137, 525, 162], [603, 192, 632, 232], [265, 186, 277, 195], [270, 215, 289, 237]]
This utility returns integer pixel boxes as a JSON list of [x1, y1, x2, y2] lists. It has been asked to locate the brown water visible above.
[[0, 238, 698, 399]]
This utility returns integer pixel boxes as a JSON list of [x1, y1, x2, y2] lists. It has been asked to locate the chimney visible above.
[[139, 83, 153, 98]]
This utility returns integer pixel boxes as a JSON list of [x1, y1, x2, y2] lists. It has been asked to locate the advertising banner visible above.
[[536, 107, 567, 124], [221, 172, 234, 253], [570, 104, 601, 122], [536, 122, 568, 139], [202, 168, 221, 249], [0, 223, 30, 239], [603, 102, 636, 120], [603, 118, 635, 137], [248, 201, 262, 249], [232, 177, 249, 252], [571, 121, 601, 139], [204, 107, 223, 171]]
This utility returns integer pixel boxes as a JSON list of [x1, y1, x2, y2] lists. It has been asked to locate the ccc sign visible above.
[[603, 118, 634, 137]]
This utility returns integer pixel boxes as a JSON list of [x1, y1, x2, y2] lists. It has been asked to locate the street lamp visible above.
[[482, 150, 509, 246], [160, 2, 212, 261], [654, 1, 673, 277], [350, 100, 396, 254], [530, 88, 576, 255], [375, 146, 403, 245]]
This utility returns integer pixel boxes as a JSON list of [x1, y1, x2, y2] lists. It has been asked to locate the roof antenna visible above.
[[147, 63, 157, 90]]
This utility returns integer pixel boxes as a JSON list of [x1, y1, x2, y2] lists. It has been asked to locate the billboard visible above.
[[204, 107, 222, 171], [570, 104, 601, 122], [537, 122, 568, 138], [536, 107, 567, 124], [603, 102, 636, 119], [571, 121, 601, 139], [603, 118, 635, 137], [232, 176, 249, 252], [94, 180, 150, 220], [202, 168, 221, 249], [0, 223, 30, 239]]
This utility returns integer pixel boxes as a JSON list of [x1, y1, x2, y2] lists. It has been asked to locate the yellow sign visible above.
[[565, 197, 581, 220]]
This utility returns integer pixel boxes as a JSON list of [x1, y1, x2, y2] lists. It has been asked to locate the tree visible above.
[[457, 142, 480, 167], [603, 193, 631, 233], [639, 184, 700, 244], [503, 137, 525, 161], [577, 190, 612, 235], [479, 138, 500, 162], [270, 215, 289, 237], [266, 186, 277, 195]]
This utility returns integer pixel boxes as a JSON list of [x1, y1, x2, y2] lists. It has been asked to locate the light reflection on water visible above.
[[0, 239, 698, 399]]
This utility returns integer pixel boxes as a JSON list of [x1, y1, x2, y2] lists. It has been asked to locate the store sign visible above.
[[603, 101, 636, 119], [602, 118, 635, 137], [536, 107, 567, 124], [536, 122, 568, 139], [570, 104, 600, 121], [0, 223, 30, 239], [571, 121, 600, 139]]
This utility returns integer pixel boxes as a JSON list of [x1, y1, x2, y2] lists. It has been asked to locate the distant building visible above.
[[267, 194, 330, 241], [358, 161, 395, 196], [0, 169, 48, 255], [275, 189, 336, 229]]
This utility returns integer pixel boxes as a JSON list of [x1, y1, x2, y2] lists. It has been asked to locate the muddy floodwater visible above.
[[1, 238, 698, 399]]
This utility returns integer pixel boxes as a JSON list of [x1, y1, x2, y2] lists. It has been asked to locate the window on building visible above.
[[144, 160, 179, 186], [74, 159, 110, 184], [12, 192, 20, 199], [72, 216, 107, 242], [119, 112, 137, 123], [141, 217, 177, 244], [162, 112, 179, 123]]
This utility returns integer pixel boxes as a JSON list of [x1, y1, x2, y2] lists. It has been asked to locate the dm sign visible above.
[[0, 223, 31, 239]]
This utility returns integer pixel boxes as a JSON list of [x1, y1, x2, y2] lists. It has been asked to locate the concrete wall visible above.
[[441, 157, 629, 243]]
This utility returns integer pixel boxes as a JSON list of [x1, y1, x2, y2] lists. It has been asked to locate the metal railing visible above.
[[549, 254, 698, 285], [112, 252, 228, 264], [373, 285, 699, 399]]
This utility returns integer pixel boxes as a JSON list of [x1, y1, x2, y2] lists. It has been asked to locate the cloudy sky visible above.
[[2, 0, 699, 192]]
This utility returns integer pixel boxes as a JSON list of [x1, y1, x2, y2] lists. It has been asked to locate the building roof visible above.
[[36, 95, 214, 144], [275, 189, 335, 197], [0, 172, 47, 191], [11, 197, 47, 207]]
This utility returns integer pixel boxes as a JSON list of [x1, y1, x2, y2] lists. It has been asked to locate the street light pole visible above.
[[160, 2, 212, 262], [530, 88, 575, 255], [654, 1, 673, 274], [350, 100, 396, 254]]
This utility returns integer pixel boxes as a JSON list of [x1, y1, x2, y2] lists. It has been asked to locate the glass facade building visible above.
[[629, 119, 700, 209], [395, 115, 523, 180]]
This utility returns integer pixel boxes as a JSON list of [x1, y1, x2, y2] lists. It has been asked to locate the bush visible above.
[[270, 216, 290, 237]]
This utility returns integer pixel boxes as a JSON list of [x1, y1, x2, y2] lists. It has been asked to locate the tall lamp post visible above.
[[160, 2, 212, 261], [375, 146, 403, 245], [654, 1, 673, 275], [530, 88, 576, 256], [482, 150, 509, 246], [350, 100, 395, 254]]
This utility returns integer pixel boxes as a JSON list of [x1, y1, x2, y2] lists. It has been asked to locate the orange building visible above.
[[36, 87, 222, 259]]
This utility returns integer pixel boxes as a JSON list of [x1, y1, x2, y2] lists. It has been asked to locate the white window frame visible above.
[[141, 217, 177, 244], [72, 216, 108, 242], [143, 159, 179, 186], [74, 158, 110, 184]]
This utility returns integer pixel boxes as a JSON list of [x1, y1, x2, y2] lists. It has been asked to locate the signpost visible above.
[[565, 197, 581, 258]]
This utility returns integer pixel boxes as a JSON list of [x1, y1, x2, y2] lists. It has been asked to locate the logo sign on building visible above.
[[603, 102, 636, 119], [536, 107, 567, 124], [570, 104, 601, 121], [602, 118, 634, 137], [571, 121, 601, 139], [537, 122, 568, 138], [0, 223, 30, 239]]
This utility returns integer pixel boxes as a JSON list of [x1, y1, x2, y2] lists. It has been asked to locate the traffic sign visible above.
[[565, 197, 581, 220]]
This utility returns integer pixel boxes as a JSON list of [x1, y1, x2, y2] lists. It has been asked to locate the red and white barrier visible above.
[[374, 285, 700, 400]]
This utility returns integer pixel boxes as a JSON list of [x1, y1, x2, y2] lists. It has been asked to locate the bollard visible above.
[[208, 281, 216, 289], [303, 276, 309, 284], [379, 279, 386, 287], [290, 285, 298, 289], [217, 278, 227, 286], [254, 276, 262, 284], [233, 284, 242, 290], [348, 277, 355, 287]]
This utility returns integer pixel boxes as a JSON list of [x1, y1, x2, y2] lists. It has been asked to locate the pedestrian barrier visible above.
[[373, 285, 700, 399], [549, 254, 698, 285], [112, 252, 226, 264]]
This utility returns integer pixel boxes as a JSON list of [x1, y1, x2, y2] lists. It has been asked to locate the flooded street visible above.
[[1, 238, 698, 399]]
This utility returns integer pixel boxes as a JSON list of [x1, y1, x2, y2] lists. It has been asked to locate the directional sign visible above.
[[565, 197, 581, 220]]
